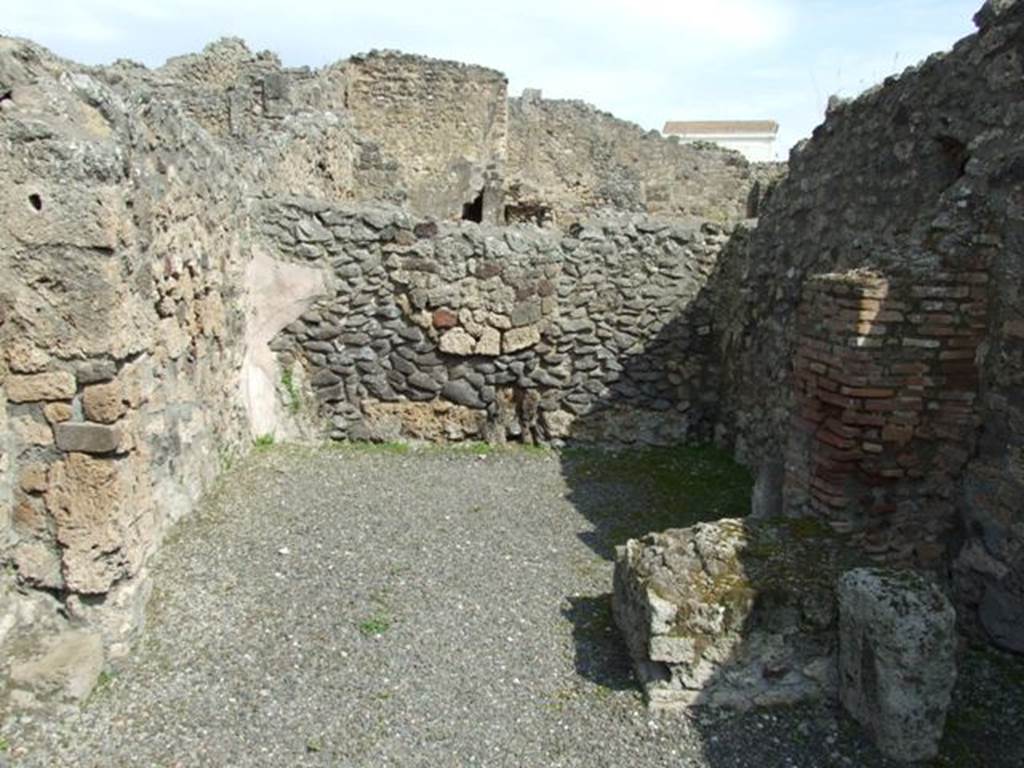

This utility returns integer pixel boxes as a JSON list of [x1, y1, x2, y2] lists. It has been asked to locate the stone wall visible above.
[[0, 38, 262, 671], [342, 51, 508, 222], [0, 31, 760, 700], [260, 201, 729, 446], [3, 0, 1021, 714], [506, 92, 783, 227], [718, 0, 1024, 646]]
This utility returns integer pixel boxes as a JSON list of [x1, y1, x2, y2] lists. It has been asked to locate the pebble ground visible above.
[[3, 444, 1021, 767]]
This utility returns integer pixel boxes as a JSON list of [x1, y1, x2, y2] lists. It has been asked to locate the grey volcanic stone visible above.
[[55, 423, 121, 454], [407, 372, 441, 393], [979, 581, 1024, 653], [442, 379, 484, 409], [838, 568, 957, 762]]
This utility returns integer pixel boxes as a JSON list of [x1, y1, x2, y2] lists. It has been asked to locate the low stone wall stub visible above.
[[612, 517, 863, 711]]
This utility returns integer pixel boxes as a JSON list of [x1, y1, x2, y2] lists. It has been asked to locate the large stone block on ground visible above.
[[613, 517, 862, 710], [838, 568, 957, 763]]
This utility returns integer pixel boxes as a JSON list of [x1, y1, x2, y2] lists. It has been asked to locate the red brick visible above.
[[432, 308, 458, 329], [902, 337, 941, 349], [911, 285, 970, 299], [818, 391, 859, 409], [882, 423, 915, 444], [840, 386, 895, 398], [841, 410, 887, 427], [889, 362, 929, 375], [918, 325, 962, 337], [908, 313, 955, 325], [817, 429, 858, 450], [863, 398, 900, 412], [817, 377, 839, 392], [872, 310, 905, 323], [824, 418, 860, 439], [939, 349, 976, 361]]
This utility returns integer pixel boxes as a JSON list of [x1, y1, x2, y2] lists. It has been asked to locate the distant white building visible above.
[[662, 120, 779, 162]]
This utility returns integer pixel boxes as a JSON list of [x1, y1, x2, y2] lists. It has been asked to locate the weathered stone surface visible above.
[[18, 462, 49, 493], [710, 0, 1024, 642], [269, 201, 728, 447], [12, 416, 53, 447], [442, 379, 484, 409], [82, 381, 127, 424], [13, 540, 63, 589], [3, 3, 1022, 720], [9, 630, 104, 705], [502, 326, 541, 353], [55, 423, 122, 454], [43, 402, 74, 424], [838, 568, 957, 762], [474, 326, 501, 356], [45, 453, 148, 594], [613, 517, 861, 711], [439, 327, 477, 356], [979, 581, 1024, 653], [6, 371, 76, 402], [361, 400, 486, 442], [6, 341, 51, 373]]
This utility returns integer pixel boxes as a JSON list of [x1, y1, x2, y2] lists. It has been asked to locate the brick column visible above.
[[785, 268, 987, 567]]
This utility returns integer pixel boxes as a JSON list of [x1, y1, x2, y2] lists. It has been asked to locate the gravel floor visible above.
[[4, 445, 1022, 767]]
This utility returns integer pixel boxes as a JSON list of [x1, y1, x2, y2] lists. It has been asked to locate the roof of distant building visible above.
[[663, 120, 779, 136]]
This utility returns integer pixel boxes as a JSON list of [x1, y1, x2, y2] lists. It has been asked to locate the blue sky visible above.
[[3, 0, 981, 157]]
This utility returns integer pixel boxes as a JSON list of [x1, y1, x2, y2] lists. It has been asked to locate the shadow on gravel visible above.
[[561, 595, 636, 691], [559, 444, 752, 563]]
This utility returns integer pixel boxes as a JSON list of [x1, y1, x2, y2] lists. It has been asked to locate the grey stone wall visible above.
[[717, 0, 1024, 646], [260, 201, 730, 446]]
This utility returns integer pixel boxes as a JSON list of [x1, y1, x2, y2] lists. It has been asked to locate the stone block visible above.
[[613, 517, 861, 711], [502, 326, 541, 353], [43, 402, 74, 424], [19, 462, 49, 493], [6, 371, 76, 402], [13, 416, 53, 447], [55, 422, 122, 454], [838, 568, 957, 762], [442, 379, 484, 409], [439, 327, 476, 356], [6, 340, 51, 373], [45, 452, 146, 594], [474, 326, 501, 356], [979, 579, 1024, 653], [82, 381, 127, 424], [432, 308, 458, 329], [9, 630, 104, 704], [14, 541, 64, 590]]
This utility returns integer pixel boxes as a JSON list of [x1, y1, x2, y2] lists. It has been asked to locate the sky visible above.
[[2, 0, 981, 158]]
